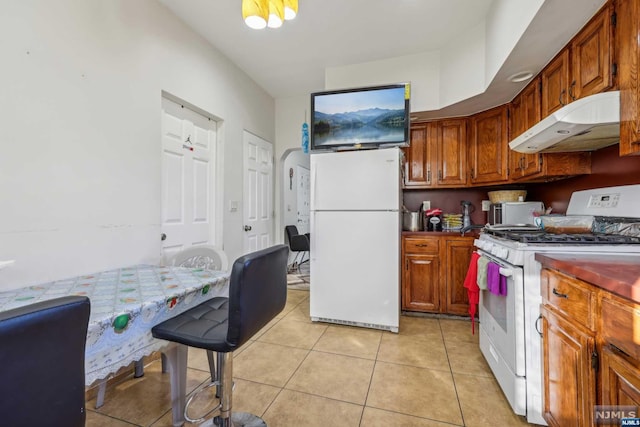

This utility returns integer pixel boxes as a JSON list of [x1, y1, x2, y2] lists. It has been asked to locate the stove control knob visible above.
[[499, 247, 509, 259]]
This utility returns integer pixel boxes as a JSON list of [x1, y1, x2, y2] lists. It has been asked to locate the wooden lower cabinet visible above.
[[541, 305, 596, 427], [401, 234, 473, 315], [403, 253, 440, 312], [601, 346, 640, 422], [444, 238, 474, 315], [540, 266, 640, 427]]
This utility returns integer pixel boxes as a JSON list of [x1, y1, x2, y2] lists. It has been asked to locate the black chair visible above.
[[0, 296, 90, 427], [285, 225, 310, 272], [152, 244, 288, 426]]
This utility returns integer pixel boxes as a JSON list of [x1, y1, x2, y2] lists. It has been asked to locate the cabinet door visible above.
[[435, 119, 467, 187], [601, 346, 640, 415], [404, 123, 432, 187], [542, 50, 571, 117], [510, 78, 544, 178], [617, 0, 640, 156], [469, 105, 509, 184], [570, 3, 614, 100], [542, 306, 596, 427], [443, 238, 473, 316], [402, 253, 440, 312]]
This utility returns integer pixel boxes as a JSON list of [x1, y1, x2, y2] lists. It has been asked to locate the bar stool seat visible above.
[[153, 245, 288, 427]]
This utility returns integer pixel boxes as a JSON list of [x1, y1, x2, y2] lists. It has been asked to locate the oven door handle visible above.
[[535, 314, 543, 337]]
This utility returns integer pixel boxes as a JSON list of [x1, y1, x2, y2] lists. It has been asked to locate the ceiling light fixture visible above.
[[243, 0, 298, 30], [508, 71, 534, 83], [242, 0, 269, 29], [268, 0, 284, 28], [284, 0, 298, 20]]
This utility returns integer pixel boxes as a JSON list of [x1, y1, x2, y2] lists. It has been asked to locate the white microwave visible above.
[[489, 201, 544, 226]]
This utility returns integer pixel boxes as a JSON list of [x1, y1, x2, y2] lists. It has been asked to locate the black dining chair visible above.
[[152, 244, 288, 426], [285, 225, 310, 272], [0, 296, 91, 427]]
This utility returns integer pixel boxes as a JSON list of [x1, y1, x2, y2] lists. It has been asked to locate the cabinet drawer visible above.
[[541, 269, 595, 330], [601, 295, 640, 360], [403, 237, 439, 253]]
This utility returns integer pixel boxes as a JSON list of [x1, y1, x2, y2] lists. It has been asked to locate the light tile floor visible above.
[[86, 288, 539, 426]]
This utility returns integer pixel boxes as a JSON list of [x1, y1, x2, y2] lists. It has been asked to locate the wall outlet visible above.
[[422, 200, 431, 210], [481, 200, 491, 211]]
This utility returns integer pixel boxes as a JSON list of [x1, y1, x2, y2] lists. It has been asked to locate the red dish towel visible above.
[[463, 252, 481, 334]]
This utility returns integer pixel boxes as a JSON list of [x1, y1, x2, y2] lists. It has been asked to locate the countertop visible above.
[[535, 253, 640, 304], [402, 230, 481, 238]]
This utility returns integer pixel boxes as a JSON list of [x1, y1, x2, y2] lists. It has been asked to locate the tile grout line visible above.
[[439, 319, 468, 427]]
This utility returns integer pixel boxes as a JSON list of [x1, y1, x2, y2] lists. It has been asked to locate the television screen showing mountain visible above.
[[312, 86, 407, 147]]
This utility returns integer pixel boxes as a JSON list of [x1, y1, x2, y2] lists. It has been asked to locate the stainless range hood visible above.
[[508, 91, 620, 154]]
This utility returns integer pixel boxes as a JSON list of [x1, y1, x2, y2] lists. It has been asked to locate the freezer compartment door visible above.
[[310, 148, 400, 211], [310, 210, 400, 330]]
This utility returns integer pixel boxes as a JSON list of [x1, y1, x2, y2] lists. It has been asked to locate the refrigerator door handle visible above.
[[311, 165, 318, 209], [310, 211, 316, 260]]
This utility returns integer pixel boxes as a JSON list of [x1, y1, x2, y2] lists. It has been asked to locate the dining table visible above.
[[0, 264, 230, 425]]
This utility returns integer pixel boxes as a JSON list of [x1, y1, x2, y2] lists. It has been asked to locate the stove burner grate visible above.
[[486, 229, 640, 244]]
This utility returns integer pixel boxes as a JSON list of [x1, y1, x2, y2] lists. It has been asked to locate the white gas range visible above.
[[473, 184, 640, 425]]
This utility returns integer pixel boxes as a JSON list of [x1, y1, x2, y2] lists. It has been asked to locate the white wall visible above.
[[0, 0, 275, 289], [274, 95, 310, 243], [439, 22, 486, 108], [324, 52, 441, 113], [484, 0, 545, 86]]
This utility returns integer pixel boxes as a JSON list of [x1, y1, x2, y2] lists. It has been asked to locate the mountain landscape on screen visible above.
[[314, 108, 405, 131]]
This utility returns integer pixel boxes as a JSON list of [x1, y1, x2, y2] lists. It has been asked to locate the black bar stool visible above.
[[152, 245, 288, 426]]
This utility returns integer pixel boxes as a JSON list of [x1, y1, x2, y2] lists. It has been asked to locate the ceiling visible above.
[[158, 0, 607, 118]]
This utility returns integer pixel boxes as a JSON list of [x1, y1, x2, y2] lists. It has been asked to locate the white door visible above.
[[161, 98, 218, 262], [243, 131, 273, 253]]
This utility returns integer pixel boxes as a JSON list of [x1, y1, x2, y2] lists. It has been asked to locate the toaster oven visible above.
[[488, 201, 544, 226]]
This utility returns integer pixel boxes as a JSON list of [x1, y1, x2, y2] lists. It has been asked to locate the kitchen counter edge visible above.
[[535, 253, 640, 304]]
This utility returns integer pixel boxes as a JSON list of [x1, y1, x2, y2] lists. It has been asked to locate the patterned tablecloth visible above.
[[0, 265, 230, 386]]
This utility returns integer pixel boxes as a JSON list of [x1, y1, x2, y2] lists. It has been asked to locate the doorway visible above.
[[242, 131, 274, 253], [281, 148, 311, 266], [160, 96, 221, 263]]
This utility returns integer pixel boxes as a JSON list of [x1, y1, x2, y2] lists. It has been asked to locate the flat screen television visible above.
[[310, 83, 410, 151]]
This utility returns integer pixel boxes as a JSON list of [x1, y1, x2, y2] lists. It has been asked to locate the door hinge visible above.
[[591, 350, 599, 371], [405, 259, 409, 270], [612, 63, 618, 76], [611, 11, 617, 27]]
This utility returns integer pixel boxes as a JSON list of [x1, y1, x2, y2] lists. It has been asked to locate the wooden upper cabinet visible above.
[[435, 119, 468, 186], [404, 123, 431, 187], [541, 50, 571, 118], [403, 120, 467, 188], [510, 77, 544, 178], [510, 78, 592, 183], [617, 0, 640, 156], [570, 2, 614, 100], [469, 105, 509, 184], [541, 2, 615, 118]]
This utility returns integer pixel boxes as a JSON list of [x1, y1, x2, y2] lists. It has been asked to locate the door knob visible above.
[[244, 225, 252, 231], [161, 233, 167, 241]]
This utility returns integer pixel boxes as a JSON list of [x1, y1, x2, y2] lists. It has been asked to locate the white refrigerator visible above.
[[309, 147, 400, 332]]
